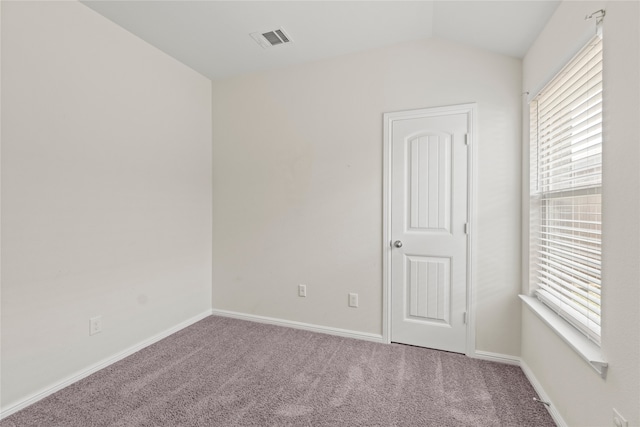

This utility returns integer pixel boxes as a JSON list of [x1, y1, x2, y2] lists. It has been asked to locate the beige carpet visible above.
[[1, 316, 555, 426]]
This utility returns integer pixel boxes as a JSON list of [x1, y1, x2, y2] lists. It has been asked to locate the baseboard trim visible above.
[[211, 309, 384, 344], [470, 350, 521, 365], [470, 350, 566, 427], [0, 309, 213, 420], [520, 360, 569, 427]]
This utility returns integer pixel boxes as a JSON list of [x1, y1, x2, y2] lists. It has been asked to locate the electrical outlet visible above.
[[613, 408, 628, 427], [298, 284, 307, 297], [90, 316, 102, 336], [348, 293, 358, 308]]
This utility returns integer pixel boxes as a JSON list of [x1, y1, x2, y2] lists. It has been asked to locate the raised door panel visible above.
[[407, 133, 452, 233], [405, 255, 451, 324]]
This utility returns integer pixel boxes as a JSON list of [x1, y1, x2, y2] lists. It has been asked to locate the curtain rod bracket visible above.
[[585, 9, 606, 25]]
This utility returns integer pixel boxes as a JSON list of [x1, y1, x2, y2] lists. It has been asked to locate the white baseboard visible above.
[[211, 309, 384, 344], [470, 350, 521, 365], [520, 360, 568, 427], [470, 350, 566, 427], [0, 309, 213, 420]]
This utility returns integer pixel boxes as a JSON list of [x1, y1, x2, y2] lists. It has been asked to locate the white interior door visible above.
[[387, 106, 471, 354]]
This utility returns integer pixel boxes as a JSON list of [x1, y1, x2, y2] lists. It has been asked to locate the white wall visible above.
[[1, 1, 212, 410], [212, 38, 523, 355], [521, 1, 640, 425]]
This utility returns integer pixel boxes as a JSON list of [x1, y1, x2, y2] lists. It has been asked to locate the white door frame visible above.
[[382, 103, 478, 356]]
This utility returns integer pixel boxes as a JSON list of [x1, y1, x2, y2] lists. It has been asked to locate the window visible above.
[[529, 35, 603, 344]]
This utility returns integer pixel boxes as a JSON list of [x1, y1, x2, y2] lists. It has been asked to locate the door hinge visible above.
[[463, 312, 467, 324], [464, 222, 470, 235], [464, 133, 469, 146]]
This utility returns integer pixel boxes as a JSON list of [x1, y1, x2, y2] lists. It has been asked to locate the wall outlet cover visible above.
[[90, 316, 102, 336], [348, 293, 358, 308]]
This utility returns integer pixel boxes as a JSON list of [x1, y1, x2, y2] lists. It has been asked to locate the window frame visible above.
[[528, 34, 604, 346]]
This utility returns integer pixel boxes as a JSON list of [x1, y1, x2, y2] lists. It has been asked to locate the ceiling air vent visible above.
[[250, 28, 293, 49]]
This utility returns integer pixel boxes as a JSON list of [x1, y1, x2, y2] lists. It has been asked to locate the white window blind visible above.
[[530, 35, 603, 344]]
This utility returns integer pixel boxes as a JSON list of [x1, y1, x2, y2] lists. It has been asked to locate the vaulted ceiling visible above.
[[82, 1, 560, 80]]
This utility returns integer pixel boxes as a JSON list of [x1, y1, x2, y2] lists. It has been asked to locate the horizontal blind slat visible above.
[[537, 284, 601, 324], [540, 39, 602, 89], [539, 231, 601, 246], [539, 79, 602, 129], [537, 274, 601, 311], [538, 258, 601, 286], [539, 238, 601, 256], [540, 224, 601, 236], [538, 250, 601, 276]]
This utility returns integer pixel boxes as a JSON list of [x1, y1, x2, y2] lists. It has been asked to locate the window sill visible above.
[[520, 294, 608, 378]]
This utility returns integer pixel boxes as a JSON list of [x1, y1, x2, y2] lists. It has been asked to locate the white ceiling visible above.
[[81, 1, 560, 80]]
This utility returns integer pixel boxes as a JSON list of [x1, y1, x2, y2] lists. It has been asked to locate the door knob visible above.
[[393, 240, 403, 248]]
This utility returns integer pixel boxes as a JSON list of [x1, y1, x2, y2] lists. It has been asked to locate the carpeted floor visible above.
[[1, 316, 555, 426]]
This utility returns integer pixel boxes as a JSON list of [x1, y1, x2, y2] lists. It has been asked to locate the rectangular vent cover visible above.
[[250, 28, 292, 49]]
